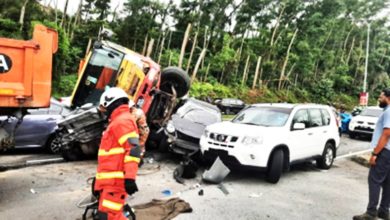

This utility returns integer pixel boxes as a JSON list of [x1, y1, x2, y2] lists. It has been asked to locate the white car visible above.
[[348, 106, 382, 139], [200, 103, 340, 183]]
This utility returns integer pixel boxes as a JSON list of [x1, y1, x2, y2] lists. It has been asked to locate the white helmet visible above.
[[128, 99, 135, 108], [99, 87, 129, 109]]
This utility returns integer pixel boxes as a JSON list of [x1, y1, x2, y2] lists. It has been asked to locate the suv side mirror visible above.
[[293, 122, 305, 130]]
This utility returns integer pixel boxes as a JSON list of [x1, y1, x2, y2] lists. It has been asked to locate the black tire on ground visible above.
[[160, 67, 190, 98], [61, 143, 84, 161], [158, 136, 170, 152], [266, 149, 284, 184], [316, 142, 335, 169]]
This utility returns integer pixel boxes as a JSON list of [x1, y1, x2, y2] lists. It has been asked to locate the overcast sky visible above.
[[41, 0, 178, 16]]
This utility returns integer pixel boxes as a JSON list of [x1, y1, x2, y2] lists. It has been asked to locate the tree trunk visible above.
[[241, 55, 250, 86], [19, 0, 29, 31], [201, 26, 208, 68], [55, 0, 58, 24], [314, 26, 333, 78], [70, 0, 83, 40], [270, 4, 285, 47], [346, 36, 355, 64], [146, 38, 155, 58], [278, 28, 298, 90], [142, 34, 148, 56], [252, 56, 262, 89], [191, 48, 206, 83], [203, 63, 210, 82], [60, 0, 69, 28], [179, 23, 192, 68], [186, 31, 199, 73], [168, 51, 172, 66], [158, 31, 166, 64]]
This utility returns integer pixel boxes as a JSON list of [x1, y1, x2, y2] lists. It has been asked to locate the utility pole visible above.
[[363, 23, 370, 93]]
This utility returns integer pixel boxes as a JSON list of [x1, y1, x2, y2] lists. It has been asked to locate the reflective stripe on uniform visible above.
[[102, 199, 123, 211], [98, 147, 125, 156], [96, 171, 124, 180], [118, 132, 139, 145], [124, 155, 140, 163]]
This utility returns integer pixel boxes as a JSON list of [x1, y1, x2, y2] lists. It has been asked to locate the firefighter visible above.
[[129, 100, 150, 159], [94, 87, 141, 220]]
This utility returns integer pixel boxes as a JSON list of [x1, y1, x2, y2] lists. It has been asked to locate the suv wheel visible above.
[[316, 142, 335, 169], [266, 149, 284, 184]]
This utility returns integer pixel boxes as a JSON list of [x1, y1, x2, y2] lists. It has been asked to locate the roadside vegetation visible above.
[[1, 0, 389, 109]]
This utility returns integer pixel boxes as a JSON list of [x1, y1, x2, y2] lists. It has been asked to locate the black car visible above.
[[160, 98, 222, 156], [214, 98, 246, 114]]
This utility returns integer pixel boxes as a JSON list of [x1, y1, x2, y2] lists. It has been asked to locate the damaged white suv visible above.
[[200, 103, 340, 183]]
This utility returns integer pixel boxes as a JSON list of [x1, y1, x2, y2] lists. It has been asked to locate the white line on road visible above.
[[26, 158, 64, 165]]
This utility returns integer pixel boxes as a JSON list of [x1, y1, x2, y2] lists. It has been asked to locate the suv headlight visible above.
[[166, 121, 175, 133], [203, 129, 210, 138], [242, 136, 263, 145]]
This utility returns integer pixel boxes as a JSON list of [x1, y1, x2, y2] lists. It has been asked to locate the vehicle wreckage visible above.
[[54, 40, 190, 160]]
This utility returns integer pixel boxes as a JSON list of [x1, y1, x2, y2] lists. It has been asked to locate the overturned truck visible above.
[[55, 40, 190, 160]]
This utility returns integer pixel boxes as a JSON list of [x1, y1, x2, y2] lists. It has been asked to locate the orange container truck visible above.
[[0, 24, 58, 149], [0, 24, 58, 115]]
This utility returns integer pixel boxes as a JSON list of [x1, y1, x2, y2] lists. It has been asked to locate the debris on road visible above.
[[198, 189, 204, 196], [162, 189, 173, 196], [30, 188, 37, 194], [249, 193, 263, 198], [202, 157, 230, 184], [173, 158, 199, 184], [217, 183, 229, 195]]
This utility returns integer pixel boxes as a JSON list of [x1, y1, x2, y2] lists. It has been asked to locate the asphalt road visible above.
[[0, 135, 373, 220]]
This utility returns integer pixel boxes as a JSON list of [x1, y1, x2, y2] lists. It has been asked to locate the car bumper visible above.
[[200, 136, 270, 168], [349, 126, 374, 135]]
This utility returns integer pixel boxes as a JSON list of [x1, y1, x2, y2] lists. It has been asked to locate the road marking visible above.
[[26, 158, 64, 165]]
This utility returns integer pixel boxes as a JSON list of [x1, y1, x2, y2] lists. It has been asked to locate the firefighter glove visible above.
[[125, 179, 138, 195]]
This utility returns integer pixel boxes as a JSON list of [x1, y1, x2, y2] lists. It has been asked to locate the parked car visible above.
[[160, 98, 222, 156], [349, 106, 382, 139], [214, 98, 246, 115], [0, 98, 70, 152], [200, 103, 340, 184]]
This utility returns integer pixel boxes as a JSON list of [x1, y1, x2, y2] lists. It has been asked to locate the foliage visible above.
[[52, 74, 78, 98]]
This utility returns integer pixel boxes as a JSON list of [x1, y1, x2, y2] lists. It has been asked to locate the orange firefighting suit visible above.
[[130, 107, 149, 157], [94, 105, 141, 220]]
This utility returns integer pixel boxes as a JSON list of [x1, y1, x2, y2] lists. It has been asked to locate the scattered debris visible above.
[[173, 158, 199, 184], [30, 188, 37, 194], [202, 157, 230, 184], [162, 189, 173, 196], [217, 183, 229, 195], [138, 164, 161, 176], [198, 189, 204, 196], [26, 158, 64, 165], [249, 193, 263, 198]]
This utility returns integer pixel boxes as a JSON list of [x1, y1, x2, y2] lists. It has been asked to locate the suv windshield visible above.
[[232, 106, 292, 127], [360, 108, 382, 117]]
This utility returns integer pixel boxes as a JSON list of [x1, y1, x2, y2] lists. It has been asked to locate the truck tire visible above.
[[266, 149, 284, 184], [61, 143, 84, 161], [316, 142, 335, 169], [160, 67, 190, 98]]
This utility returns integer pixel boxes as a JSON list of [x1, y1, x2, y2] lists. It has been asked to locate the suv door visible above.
[[289, 108, 313, 160], [308, 108, 326, 156]]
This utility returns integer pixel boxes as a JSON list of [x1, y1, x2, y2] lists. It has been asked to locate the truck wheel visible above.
[[316, 142, 335, 169], [61, 143, 84, 161], [266, 149, 284, 184], [160, 67, 190, 98]]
